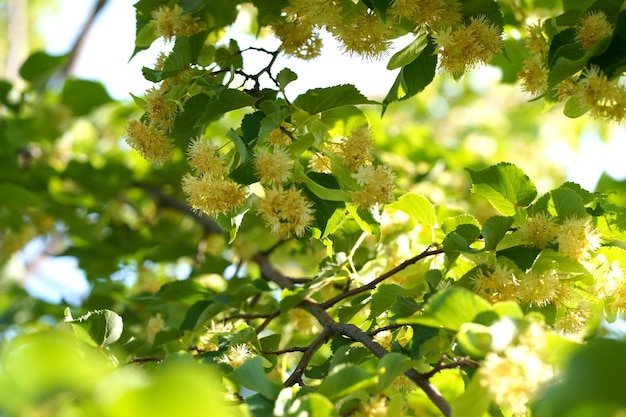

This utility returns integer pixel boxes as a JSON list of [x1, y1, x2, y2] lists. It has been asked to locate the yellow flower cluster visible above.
[[338, 126, 374, 171], [187, 139, 226, 177], [334, 9, 393, 59], [518, 56, 549, 96], [182, 174, 248, 216], [181, 138, 248, 216], [518, 13, 625, 123], [264, 124, 293, 146], [575, 11, 614, 51], [350, 165, 396, 209], [556, 216, 602, 261], [471, 264, 519, 303], [271, 20, 323, 60], [144, 87, 178, 129], [253, 146, 293, 186], [433, 15, 503, 79], [518, 213, 602, 261], [518, 211, 557, 249], [124, 119, 173, 165], [517, 269, 570, 308], [479, 324, 554, 415], [256, 187, 315, 237], [150, 4, 206, 41], [472, 263, 570, 308], [389, 0, 461, 27], [579, 66, 626, 123]]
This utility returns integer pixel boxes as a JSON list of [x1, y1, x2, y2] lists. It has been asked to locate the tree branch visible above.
[[283, 328, 333, 387], [252, 253, 452, 416], [320, 246, 444, 309]]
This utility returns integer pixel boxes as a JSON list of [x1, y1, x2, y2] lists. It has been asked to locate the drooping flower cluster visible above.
[[253, 146, 293, 186], [471, 263, 519, 303], [276, 0, 503, 71], [575, 10, 614, 51], [124, 119, 173, 165], [350, 165, 396, 209], [517, 11, 625, 123], [256, 187, 316, 237], [479, 324, 555, 415], [182, 139, 248, 216], [518, 212, 602, 261], [518, 211, 557, 249], [433, 15, 503, 79], [150, 4, 206, 40], [579, 66, 626, 123], [556, 216, 602, 261]]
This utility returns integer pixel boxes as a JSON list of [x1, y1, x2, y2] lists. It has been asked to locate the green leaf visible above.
[[161, 31, 209, 78], [200, 89, 257, 124], [383, 40, 437, 108], [482, 216, 514, 250], [388, 193, 437, 228], [231, 356, 281, 399], [294, 84, 378, 114], [61, 79, 113, 116], [0, 183, 43, 210], [400, 288, 492, 331], [548, 37, 611, 89], [19, 51, 68, 90], [258, 108, 292, 140], [550, 187, 587, 219], [533, 339, 626, 417], [563, 93, 589, 118], [173, 93, 211, 146], [318, 364, 377, 400], [241, 111, 265, 144], [589, 10, 626, 79], [459, 0, 504, 29], [294, 161, 348, 201], [596, 204, 626, 241], [302, 173, 346, 233], [370, 284, 409, 318], [276, 68, 298, 89], [153, 279, 213, 304], [442, 214, 481, 234], [376, 353, 413, 390], [450, 373, 492, 417], [467, 162, 537, 216], [387, 33, 429, 70], [64, 308, 123, 348]]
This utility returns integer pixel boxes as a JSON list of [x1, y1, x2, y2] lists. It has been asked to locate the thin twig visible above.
[[127, 356, 164, 364], [320, 246, 444, 309], [283, 328, 333, 387], [255, 308, 281, 334], [262, 346, 308, 355], [421, 355, 479, 380]]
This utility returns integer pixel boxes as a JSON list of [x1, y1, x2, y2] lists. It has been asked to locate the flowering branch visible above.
[[253, 252, 452, 417]]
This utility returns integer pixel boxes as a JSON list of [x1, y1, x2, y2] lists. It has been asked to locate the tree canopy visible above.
[[2, 0, 626, 416]]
